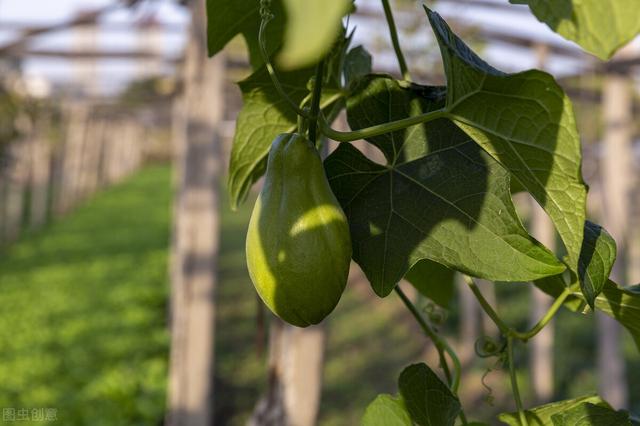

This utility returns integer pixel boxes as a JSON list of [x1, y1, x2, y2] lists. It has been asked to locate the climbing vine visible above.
[[207, 1, 640, 424]]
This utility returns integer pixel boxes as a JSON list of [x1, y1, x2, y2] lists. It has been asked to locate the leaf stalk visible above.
[[463, 275, 572, 342], [319, 109, 447, 142]]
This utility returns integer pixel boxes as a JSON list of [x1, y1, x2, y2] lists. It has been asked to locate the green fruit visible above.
[[246, 133, 352, 327]]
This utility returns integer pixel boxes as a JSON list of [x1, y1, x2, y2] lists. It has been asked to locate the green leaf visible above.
[[535, 220, 615, 309], [577, 222, 616, 308], [590, 280, 640, 350], [277, 0, 352, 69], [534, 273, 586, 313], [344, 45, 373, 87], [228, 66, 313, 209], [206, 0, 285, 68], [326, 75, 564, 297], [551, 402, 631, 426], [228, 57, 345, 209], [537, 277, 640, 351], [362, 394, 413, 426], [425, 8, 587, 275], [405, 259, 455, 309], [398, 363, 460, 426], [499, 394, 610, 426], [511, 0, 640, 60]]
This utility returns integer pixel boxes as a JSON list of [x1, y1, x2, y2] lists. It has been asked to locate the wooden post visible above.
[[529, 200, 555, 403], [73, 21, 99, 96], [56, 103, 88, 214], [528, 43, 555, 405], [78, 117, 104, 197], [166, 0, 223, 424], [250, 320, 326, 426], [98, 118, 113, 186], [598, 48, 633, 409], [28, 124, 52, 229], [1, 140, 28, 242]]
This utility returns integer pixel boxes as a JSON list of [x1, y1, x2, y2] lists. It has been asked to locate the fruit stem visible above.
[[308, 59, 325, 143]]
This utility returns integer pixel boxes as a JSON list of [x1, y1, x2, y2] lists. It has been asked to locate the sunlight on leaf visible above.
[[426, 8, 587, 277], [327, 75, 564, 297], [277, 0, 352, 69], [499, 394, 610, 426], [511, 0, 640, 60], [362, 394, 413, 426]]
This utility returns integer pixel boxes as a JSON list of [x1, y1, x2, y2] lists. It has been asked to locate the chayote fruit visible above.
[[246, 133, 352, 327]]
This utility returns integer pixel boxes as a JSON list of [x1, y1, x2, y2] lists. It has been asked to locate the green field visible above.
[[0, 165, 425, 425], [1, 165, 636, 425], [0, 166, 172, 425]]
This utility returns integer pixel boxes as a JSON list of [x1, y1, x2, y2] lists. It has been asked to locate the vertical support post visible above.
[[2, 139, 28, 242], [56, 103, 88, 214], [528, 42, 555, 405], [598, 48, 633, 409], [529, 200, 555, 403], [166, 0, 223, 424], [29, 118, 52, 229]]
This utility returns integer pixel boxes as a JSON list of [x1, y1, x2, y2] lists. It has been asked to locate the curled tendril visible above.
[[421, 303, 447, 327], [474, 335, 506, 358], [480, 367, 495, 406], [259, 0, 274, 20], [480, 354, 505, 407], [257, 0, 309, 118]]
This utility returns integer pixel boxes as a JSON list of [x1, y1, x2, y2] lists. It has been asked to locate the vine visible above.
[[208, 0, 640, 424]]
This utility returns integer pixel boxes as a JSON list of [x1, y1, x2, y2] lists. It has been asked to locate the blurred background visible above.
[[0, 0, 638, 425]]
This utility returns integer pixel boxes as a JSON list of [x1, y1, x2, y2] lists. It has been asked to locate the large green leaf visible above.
[[425, 8, 587, 276], [398, 363, 460, 426], [511, 0, 640, 60], [551, 402, 631, 426], [326, 75, 564, 296], [405, 259, 455, 309], [206, 0, 285, 68], [277, 0, 352, 69], [499, 394, 610, 426], [577, 221, 616, 308], [362, 394, 413, 426]]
